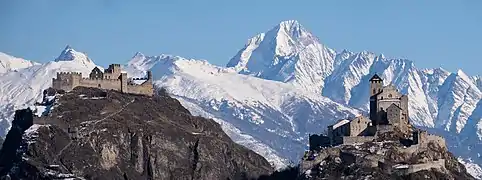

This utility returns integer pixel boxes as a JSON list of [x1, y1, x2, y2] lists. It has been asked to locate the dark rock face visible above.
[[0, 109, 34, 177], [0, 87, 273, 179]]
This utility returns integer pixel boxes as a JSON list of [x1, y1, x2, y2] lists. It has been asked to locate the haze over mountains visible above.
[[0, 20, 481, 175]]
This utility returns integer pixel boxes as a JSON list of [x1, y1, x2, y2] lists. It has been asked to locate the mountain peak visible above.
[[132, 52, 145, 59], [64, 44, 73, 51], [268, 20, 313, 43], [54, 45, 96, 69], [55, 45, 86, 61], [277, 20, 301, 30]]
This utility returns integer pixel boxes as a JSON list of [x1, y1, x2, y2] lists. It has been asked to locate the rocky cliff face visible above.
[[0, 87, 273, 179]]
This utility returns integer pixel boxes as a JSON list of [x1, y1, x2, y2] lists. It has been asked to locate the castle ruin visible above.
[[309, 74, 445, 149], [52, 64, 154, 96]]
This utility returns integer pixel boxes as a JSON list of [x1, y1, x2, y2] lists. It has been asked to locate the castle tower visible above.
[[147, 71, 153, 82], [120, 72, 127, 93], [104, 64, 122, 79], [369, 74, 383, 96], [400, 95, 409, 124], [369, 74, 383, 124]]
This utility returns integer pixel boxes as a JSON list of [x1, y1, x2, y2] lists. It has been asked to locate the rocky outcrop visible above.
[[0, 87, 273, 179], [260, 130, 475, 180]]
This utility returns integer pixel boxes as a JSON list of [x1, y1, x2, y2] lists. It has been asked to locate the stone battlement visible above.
[[52, 64, 154, 96], [81, 78, 121, 81]]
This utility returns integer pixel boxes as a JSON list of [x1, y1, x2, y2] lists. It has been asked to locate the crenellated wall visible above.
[[52, 72, 82, 91], [52, 65, 154, 96]]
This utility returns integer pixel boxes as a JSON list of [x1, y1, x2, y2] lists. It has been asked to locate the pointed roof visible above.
[[387, 103, 402, 110], [370, 74, 383, 81], [91, 66, 102, 73]]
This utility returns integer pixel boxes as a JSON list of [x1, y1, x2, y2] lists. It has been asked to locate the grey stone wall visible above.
[[387, 105, 402, 126], [377, 125, 394, 134], [349, 116, 371, 136], [125, 80, 154, 96], [52, 72, 82, 91], [79, 79, 121, 91], [342, 136, 375, 145], [52, 69, 154, 96], [395, 159, 446, 175]]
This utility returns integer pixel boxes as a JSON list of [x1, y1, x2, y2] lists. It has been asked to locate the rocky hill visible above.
[[0, 87, 273, 179], [260, 130, 475, 180]]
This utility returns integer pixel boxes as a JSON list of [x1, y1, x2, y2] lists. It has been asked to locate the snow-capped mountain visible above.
[[436, 70, 482, 133], [125, 53, 360, 168], [474, 75, 482, 90], [0, 20, 481, 177], [227, 20, 336, 94], [0, 46, 98, 137], [223, 20, 482, 174], [0, 52, 39, 73]]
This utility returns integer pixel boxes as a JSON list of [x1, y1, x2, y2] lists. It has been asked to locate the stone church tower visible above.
[[369, 74, 383, 124], [368, 74, 409, 130]]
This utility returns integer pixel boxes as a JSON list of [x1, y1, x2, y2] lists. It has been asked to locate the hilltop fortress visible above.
[[309, 74, 445, 149], [305, 74, 449, 176], [52, 64, 154, 96]]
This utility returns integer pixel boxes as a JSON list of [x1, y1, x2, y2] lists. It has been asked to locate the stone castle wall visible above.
[[376, 125, 394, 134], [342, 136, 375, 145], [52, 72, 82, 91], [52, 70, 154, 96], [79, 78, 122, 91], [125, 80, 153, 95], [395, 159, 446, 175]]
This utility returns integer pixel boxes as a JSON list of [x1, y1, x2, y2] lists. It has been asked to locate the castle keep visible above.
[[309, 74, 445, 149], [52, 64, 154, 96]]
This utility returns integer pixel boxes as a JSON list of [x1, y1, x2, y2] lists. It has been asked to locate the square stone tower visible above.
[[103, 64, 121, 79]]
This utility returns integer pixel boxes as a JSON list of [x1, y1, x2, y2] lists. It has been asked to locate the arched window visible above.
[[373, 89, 376, 94], [98, 84, 101, 88]]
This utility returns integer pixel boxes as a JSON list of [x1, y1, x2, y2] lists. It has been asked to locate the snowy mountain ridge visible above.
[[0, 52, 39, 74], [0, 46, 99, 137], [227, 20, 337, 94], [0, 20, 481, 177]]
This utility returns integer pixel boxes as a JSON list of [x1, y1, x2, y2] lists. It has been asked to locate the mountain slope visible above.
[[227, 20, 336, 94], [126, 54, 359, 168], [0, 52, 39, 73], [0, 46, 98, 137], [436, 70, 482, 133], [227, 20, 481, 134]]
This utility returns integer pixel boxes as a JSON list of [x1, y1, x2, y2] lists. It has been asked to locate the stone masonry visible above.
[[52, 64, 154, 96]]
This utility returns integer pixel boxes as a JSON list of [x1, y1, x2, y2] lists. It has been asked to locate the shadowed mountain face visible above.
[[0, 87, 273, 179]]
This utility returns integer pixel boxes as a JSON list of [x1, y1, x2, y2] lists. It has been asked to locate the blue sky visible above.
[[0, 0, 481, 75]]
